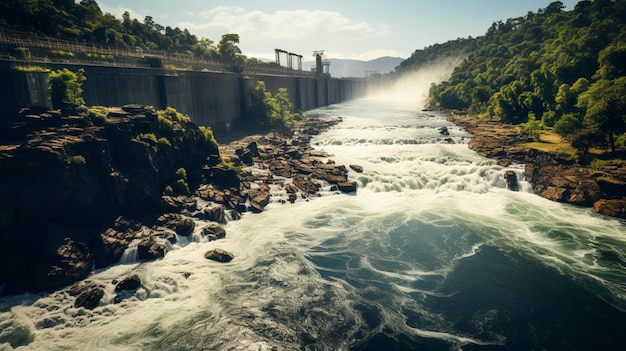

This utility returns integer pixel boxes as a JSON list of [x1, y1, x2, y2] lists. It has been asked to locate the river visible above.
[[1, 97, 626, 350]]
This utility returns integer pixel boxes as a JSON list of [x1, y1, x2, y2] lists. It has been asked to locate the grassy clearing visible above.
[[520, 132, 578, 158]]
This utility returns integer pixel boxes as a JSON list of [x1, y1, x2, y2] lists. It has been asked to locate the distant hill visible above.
[[302, 57, 405, 78]]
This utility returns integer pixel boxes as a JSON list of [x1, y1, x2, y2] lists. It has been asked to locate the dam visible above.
[[0, 56, 368, 127]]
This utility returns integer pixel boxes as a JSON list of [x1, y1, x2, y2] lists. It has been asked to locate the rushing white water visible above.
[[1, 99, 626, 351]]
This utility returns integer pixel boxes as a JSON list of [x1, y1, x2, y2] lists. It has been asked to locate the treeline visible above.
[[0, 0, 247, 62], [399, 0, 626, 153]]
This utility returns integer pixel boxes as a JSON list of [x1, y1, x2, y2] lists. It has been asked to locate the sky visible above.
[[94, 0, 581, 61]]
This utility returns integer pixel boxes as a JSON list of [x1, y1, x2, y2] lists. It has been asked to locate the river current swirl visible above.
[[1, 98, 626, 350]]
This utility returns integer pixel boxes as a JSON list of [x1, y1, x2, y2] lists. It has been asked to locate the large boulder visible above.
[[338, 181, 357, 193], [73, 285, 105, 310], [204, 248, 234, 262], [157, 214, 195, 236], [204, 205, 227, 224], [137, 238, 167, 260], [115, 274, 142, 292], [594, 199, 626, 219], [504, 170, 519, 191], [202, 224, 226, 241]]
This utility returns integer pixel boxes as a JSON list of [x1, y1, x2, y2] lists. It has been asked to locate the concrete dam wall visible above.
[[0, 60, 369, 127]]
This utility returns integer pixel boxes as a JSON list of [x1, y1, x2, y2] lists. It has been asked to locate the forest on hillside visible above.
[[398, 0, 626, 153], [0, 0, 248, 63]]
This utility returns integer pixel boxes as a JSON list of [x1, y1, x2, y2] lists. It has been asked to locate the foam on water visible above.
[[1, 98, 626, 350]]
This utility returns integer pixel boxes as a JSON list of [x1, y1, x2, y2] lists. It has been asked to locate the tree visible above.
[[247, 81, 298, 132], [580, 77, 626, 152], [48, 68, 86, 108], [218, 33, 242, 62]]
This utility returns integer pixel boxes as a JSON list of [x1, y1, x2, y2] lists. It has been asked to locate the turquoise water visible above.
[[1, 98, 625, 350]]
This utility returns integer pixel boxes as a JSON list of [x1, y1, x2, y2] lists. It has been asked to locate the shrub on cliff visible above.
[[48, 68, 86, 108], [246, 81, 303, 132]]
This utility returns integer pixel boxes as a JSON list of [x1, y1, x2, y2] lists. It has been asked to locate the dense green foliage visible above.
[[398, 0, 626, 153], [0, 0, 241, 61], [48, 67, 86, 108], [246, 81, 303, 131]]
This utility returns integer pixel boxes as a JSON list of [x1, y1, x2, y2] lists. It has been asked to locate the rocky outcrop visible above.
[[0, 108, 355, 296], [218, 118, 357, 208], [0, 105, 217, 296], [449, 114, 626, 218]]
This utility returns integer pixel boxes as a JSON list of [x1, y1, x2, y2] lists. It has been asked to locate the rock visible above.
[[288, 193, 298, 203], [338, 181, 357, 193], [74, 285, 105, 310], [504, 170, 519, 191], [597, 177, 626, 198], [161, 195, 197, 213], [284, 183, 298, 194], [438, 126, 449, 135], [137, 238, 167, 260], [229, 210, 242, 221], [293, 175, 320, 194], [115, 274, 141, 292], [202, 224, 226, 239], [204, 205, 227, 224], [238, 149, 254, 165], [205, 248, 234, 262], [349, 164, 364, 173], [0, 104, 218, 296], [202, 165, 241, 188], [157, 214, 195, 236], [594, 199, 626, 219], [246, 141, 260, 156], [248, 184, 271, 210]]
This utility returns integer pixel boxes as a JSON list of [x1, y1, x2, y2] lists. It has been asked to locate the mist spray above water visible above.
[[367, 58, 463, 108]]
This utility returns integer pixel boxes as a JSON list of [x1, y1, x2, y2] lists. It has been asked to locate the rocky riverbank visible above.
[[0, 105, 357, 301], [448, 114, 626, 219]]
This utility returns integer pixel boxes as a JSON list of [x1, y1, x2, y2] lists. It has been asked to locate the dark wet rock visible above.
[[115, 274, 141, 292], [161, 195, 197, 213], [154, 229, 177, 244], [350, 164, 364, 173], [202, 165, 240, 188], [229, 210, 242, 221], [504, 170, 519, 191], [157, 213, 195, 236], [74, 285, 105, 310], [238, 149, 255, 165], [338, 181, 357, 193], [438, 126, 449, 135], [202, 224, 226, 240], [137, 238, 167, 260], [204, 248, 234, 262]]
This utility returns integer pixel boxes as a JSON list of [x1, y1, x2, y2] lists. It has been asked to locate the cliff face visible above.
[[0, 105, 219, 295]]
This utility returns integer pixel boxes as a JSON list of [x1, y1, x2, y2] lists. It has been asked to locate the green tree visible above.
[[218, 33, 242, 62], [580, 77, 626, 153], [247, 81, 297, 132], [48, 68, 86, 108]]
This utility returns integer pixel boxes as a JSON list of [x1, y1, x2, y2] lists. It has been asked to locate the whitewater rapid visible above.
[[1, 98, 625, 351]]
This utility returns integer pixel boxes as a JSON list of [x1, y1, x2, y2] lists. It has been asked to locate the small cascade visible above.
[[119, 242, 139, 264]]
